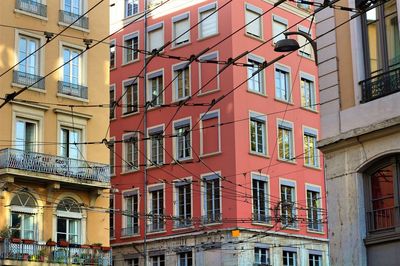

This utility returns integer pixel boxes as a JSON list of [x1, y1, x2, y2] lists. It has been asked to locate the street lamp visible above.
[[274, 31, 318, 65]]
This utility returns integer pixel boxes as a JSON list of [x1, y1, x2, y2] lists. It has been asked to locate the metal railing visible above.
[[16, 0, 47, 17], [0, 148, 110, 183], [0, 239, 111, 265], [59, 10, 89, 29], [201, 213, 222, 224], [360, 67, 400, 103], [120, 226, 138, 237], [13, 70, 45, 90], [367, 206, 399, 232], [58, 81, 88, 99], [173, 218, 192, 229], [252, 213, 272, 224]]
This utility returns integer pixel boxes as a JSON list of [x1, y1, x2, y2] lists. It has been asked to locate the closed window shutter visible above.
[[174, 19, 190, 45], [246, 10, 261, 37], [148, 28, 164, 51], [200, 9, 217, 38], [273, 20, 287, 43]]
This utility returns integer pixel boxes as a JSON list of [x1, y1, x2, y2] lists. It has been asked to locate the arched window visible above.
[[10, 191, 37, 240], [56, 198, 82, 244], [365, 156, 399, 232]]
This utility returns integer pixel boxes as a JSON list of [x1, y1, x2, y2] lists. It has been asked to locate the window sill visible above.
[[281, 226, 300, 231], [14, 9, 48, 21], [364, 230, 400, 246], [147, 230, 166, 235], [300, 106, 318, 113], [172, 225, 194, 231], [146, 163, 165, 169], [170, 41, 191, 50], [198, 32, 220, 42], [172, 96, 190, 104], [198, 88, 220, 97], [200, 151, 222, 159], [274, 98, 294, 105], [121, 59, 140, 67], [247, 89, 267, 97], [12, 82, 46, 93], [172, 157, 193, 164], [298, 52, 315, 62], [58, 21, 89, 33], [110, 117, 117, 121], [201, 222, 222, 227], [121, 111, 140, 118], [252, 222, 274, 227], [303, 164, 321, 171], [277, 158, 297, 165], [120, 168, 140, 175], [57, 93, 89, 102], [249, 151, 269, 159], [146, 104, 164, 112], [307, 229, 325, 234], [244, 32, 265, 43], [110, 67, 117, 71], [120, 234, 140, 239]]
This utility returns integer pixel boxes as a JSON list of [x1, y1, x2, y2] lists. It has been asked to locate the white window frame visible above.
[[198, 51, 220, 95], [9, 192, 38, 240], [277, 119, 295, 161], [110, 84, 116, 119], [303, 126, 319, 168], [56, 198, 83, 244], [251, 173, 270, 223], [62, 0, 84, 15], [173, 178, 193, 228], [198, 2, 218, 39], [201, 172, 222, 224], [275, 64, 291, 102], [172, 62, 191, 101], [122, 132, 139, 173], [122, 32, 139, 64], [199, 110, 221, 156], [297, 25, 313, 59], [147, 69, 164, 107], [280, 179, 297, 228], [172, 12, 190, 47], [300, 72, 316, 111], [147, 184, 165, 232], [249, 111, 267, 155], [110, 39, 116, 69], [147, 125, 165, 166], [122, 189, 140, 236], [59, 126, 82, 160], [59, 42, 87, 88], [147, 22, 164, 53], [254, 245, 270, 265], [306, 185, 323, 232], [15, 117, 38, 152], [272, 15, 288, 44], [308, 251, 323, 266], [247, 54, 265, 94], [245, 3, 263, 38], [125, 0, 139, 17], [283, 248, 298, 266], [173, 117, 192, 161], [122, 78, 139, 115], [178, 251, 193, 266]]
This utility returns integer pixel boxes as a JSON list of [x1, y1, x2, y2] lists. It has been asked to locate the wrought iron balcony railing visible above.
[[252, 212, 272, 224], [0, 239, 111, 265], [0, 148, 110, 183], [59, 10, 89, 29], [58, 81, 88, 99], [120, 226, 139, 237], [147, 220, 165, 233], [360, 67, 400, 103], [173, 218, 192, 229], [16, 0, 47, 17], [201, 213, 222, 224], [13, 70, 45, 90], [366, 206, 399, 233]]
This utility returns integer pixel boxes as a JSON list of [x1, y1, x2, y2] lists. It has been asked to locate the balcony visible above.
[[147, 214, 165, 232], [252, 213, 272, 224], [360, 67, 400, 103], [201, 213, 222, 224], [120, 226, 138, 237], [16, 0, 47, 17], [0, 239, 111, 265], [366, 206, 399, 233], [173, 218, 192, 229], [13, 70, 45, 90], [0, 148, 110, 186], [58, 81, 88, 99], [59, 10, 89, 29]]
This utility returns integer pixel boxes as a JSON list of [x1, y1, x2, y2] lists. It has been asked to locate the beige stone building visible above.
[[316, 0, 400, 265], [0, 0, 111, 265]]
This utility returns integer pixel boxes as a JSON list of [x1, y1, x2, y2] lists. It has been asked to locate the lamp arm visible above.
[[284, 31, 318, 65]]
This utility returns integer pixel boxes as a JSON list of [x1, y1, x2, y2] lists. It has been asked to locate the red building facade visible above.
[[109, 0, 328, 265]]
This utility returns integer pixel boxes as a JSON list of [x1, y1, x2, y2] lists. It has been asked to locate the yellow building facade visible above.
[[0, 0, 111, 265]]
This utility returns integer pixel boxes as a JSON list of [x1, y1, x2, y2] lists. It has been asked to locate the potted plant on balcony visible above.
[[10, 237, 22, 243], [38, 249, 46, 262], [91, 242, 102, 250], [81, 243, 91, 249], [58, 240, 69, 247], [46, 238, 56, 247], [22, 238, 35, 244], [101, 246, 111, 252], [0, 226, 10, 242]]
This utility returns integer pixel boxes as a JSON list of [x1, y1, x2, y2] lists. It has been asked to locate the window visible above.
[[272, 15, 288, 43], [300, 75, 316, 110], [252, 174, 269, 223], [309, 253, 322, 266], [149, 126, 164, 165], [178, 252, 192, 266], [298, 26, 313, 58], [10, 192, 37, 240], [18, 35, 39, 75], [173, 63, 190, 100], [199, 52, 219, 94], [307, 186, 322, 231], [248, 55, 265, 94], [283, 250, 297, 266], [199, 3, 218, 39], [110, 85, 116, 119], [281, 183, 296, 227], [173, 13, 190, 46], [110, 40, 116, 69], [63, 46, 82, 86], [60, 127, 81, 160], [304, 128, 319, 167], [123, 33, 139, 64], [63, 0, 82, 15], [123, 79, 138, 115], [147, 70, 163, 107], [278, 121, 294, 161], [200, 111, 220, 155], [254, 247, 269, 265], [250, 112, 267, 155], [126, 258, 139, 266], [361, 0, 399, 77], [149, 186, 164, 232], [61, 0, 87, 29], [56, 198, 82, 244], [175, 181, 192, 228], [275, 66, 291, 102], [15, 119, 37, 152], [122, 191, 139, 236], [123, 133, 139, 172], [364, 156, 400, 232], [150, 255, 165, 266], [110, 195, 115, 238], [174, 119, 191, 160], [109, 138, 115, 175], [203, 174, 221, 223], [245, 4, 263, 38], [148, 23, 164, 52], [125, 0, 139, 17]]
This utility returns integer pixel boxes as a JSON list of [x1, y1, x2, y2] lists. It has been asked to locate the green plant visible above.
[[91, 242, 102, 246], [0, 227, 10, 238]]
